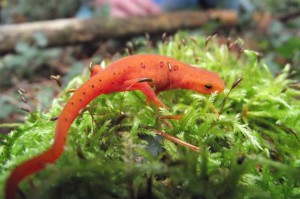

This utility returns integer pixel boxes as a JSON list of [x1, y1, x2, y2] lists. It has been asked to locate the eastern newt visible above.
[[5, 54, 225, 199]]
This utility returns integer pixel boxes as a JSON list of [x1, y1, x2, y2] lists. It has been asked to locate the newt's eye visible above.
[[205, 84, 213, 89]]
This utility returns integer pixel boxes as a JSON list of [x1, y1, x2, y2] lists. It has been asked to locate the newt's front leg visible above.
[[123, 78, 166, 108]]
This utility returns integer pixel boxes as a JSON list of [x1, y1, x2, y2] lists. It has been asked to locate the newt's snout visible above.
[[201, 72, 225, 94]]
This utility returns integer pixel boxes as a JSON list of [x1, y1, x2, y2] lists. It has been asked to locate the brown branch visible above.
[[153, 129, 200, 152], [278, 10, 300, 22], [0, 10, 241, 54]]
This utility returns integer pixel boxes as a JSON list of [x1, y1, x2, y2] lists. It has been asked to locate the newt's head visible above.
[[182, 67, 225, 94]]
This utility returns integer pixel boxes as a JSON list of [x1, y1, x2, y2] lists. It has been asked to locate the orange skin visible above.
[[5, 54, 225, 199]]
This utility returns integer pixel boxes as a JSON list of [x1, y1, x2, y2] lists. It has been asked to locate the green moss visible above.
[[1, 32, 299, 199]]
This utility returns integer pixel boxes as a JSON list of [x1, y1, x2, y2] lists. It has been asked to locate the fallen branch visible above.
[[0, 10, 255, 54], [278, 10, 300, 22]]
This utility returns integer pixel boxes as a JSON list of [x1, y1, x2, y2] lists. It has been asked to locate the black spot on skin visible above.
[[141, 63, 146, 69], [71, 102, 74, 105], [205, 84, 213, 89], [92, 85, 95, 88], [99, 79, 102, 82], [113, 72, 116, 75], [79, 99, 82, 102], [160, 61, 164, 68], [83, 92, 86, 95], [111, 82, 114, 85]]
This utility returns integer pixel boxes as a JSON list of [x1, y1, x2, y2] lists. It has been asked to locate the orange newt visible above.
[[5, 54, 225, 199]]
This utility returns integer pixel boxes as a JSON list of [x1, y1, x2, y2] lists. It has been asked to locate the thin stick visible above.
[[153, 129, 200, 153], [218, 77, 243, 119]]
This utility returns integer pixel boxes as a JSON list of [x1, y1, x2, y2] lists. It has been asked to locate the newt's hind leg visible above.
[[123, 78, 166, 108], [89, 63, 104, 77]]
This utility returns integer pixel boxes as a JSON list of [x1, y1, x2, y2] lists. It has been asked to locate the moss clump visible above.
[[1, 32, 299, 199]]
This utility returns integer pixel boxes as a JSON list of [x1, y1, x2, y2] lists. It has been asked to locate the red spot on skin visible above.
[[160, 61, 164, 68], [173, 65, 178, 71], [141, 63, 146, 69]]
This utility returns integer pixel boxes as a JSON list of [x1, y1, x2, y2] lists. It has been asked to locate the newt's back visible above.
[[104, 54, 225, 93]]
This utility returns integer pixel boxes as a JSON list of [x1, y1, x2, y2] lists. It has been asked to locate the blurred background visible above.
[[0, 0, 299, 131]]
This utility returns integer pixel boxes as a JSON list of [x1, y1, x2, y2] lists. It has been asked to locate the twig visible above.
[[153, 129, 200, 152]]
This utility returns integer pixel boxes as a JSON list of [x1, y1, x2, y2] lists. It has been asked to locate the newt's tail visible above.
[[5, 74, 111, 199], [5, 146, 62, 199]]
